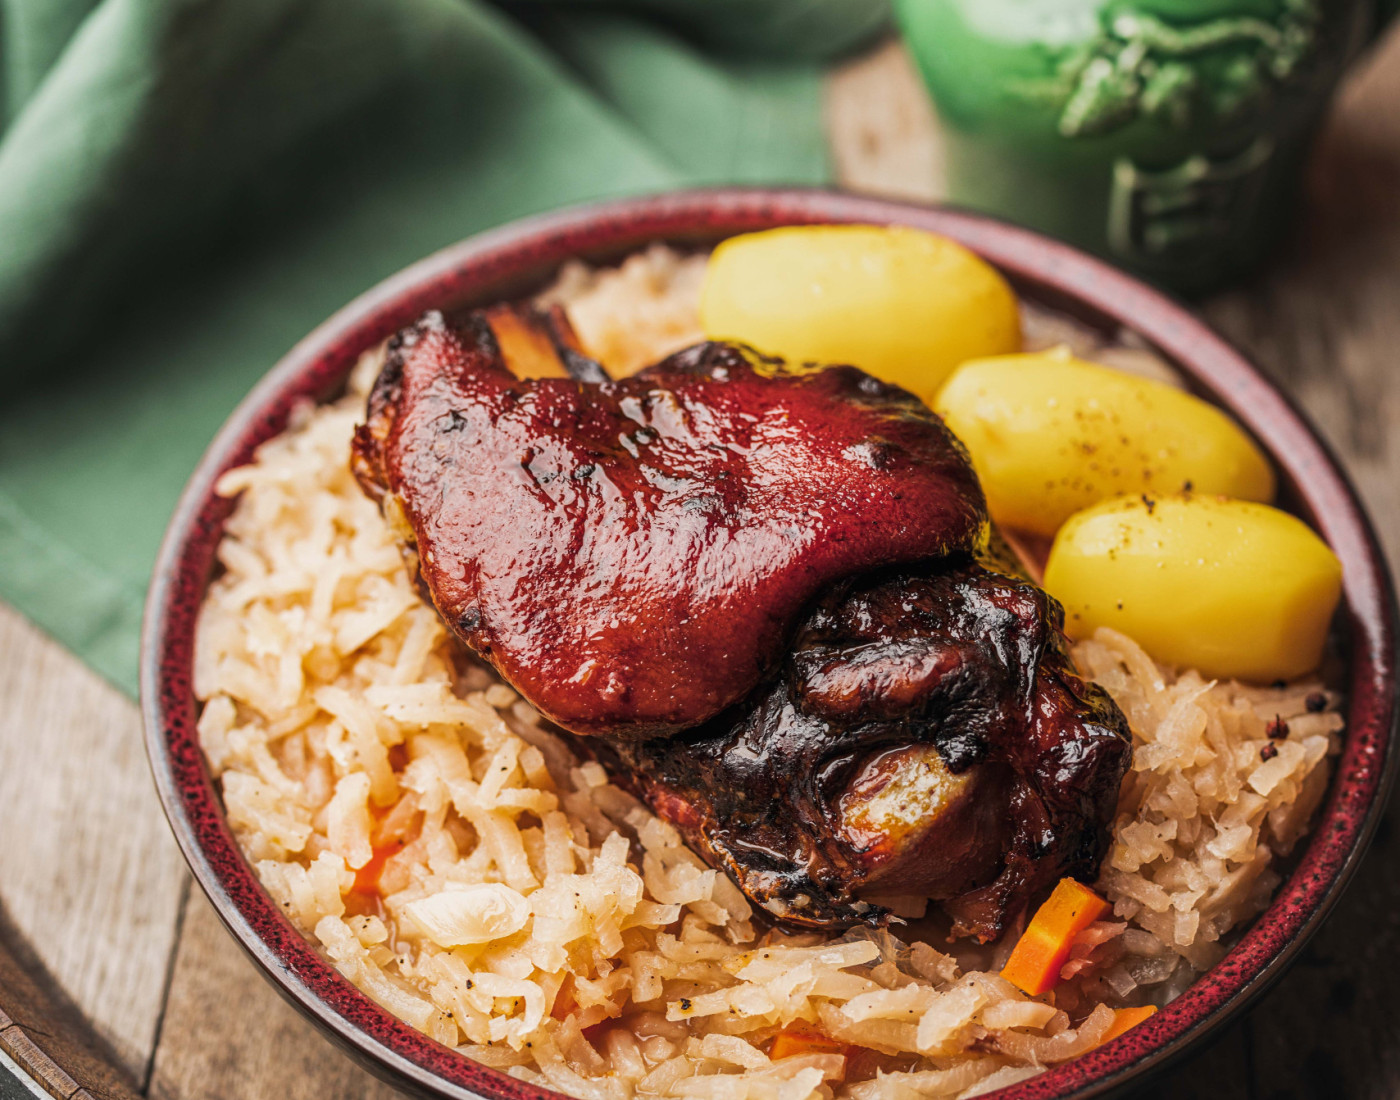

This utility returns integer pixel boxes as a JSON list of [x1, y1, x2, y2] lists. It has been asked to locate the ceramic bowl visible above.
[[141, 188, 1399, 1100]]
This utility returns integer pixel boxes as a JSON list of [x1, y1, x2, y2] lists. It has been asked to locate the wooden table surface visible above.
[[4, 32, 1400, 1100]]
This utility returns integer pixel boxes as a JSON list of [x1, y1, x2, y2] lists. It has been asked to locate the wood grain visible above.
[[0, 604, 187, 1081], [146, 893, 400, 1100], [0, 910, 140, 1100], [824, 40, 943, 204]]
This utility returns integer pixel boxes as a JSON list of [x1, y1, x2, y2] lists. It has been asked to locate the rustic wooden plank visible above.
[[0, 1030, 75, 1100], [824, 40, 944, 204], [0, 911, 139, 1100], [147, 891, 406, 1100], [0, 1043, 59, 1100], [0, 603, 188, 1081]]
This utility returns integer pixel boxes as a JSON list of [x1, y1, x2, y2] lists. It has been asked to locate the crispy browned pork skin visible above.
[[353, 314, 985, 739], [595, 563, 1131, 939], [353, 307, 1132, 939]]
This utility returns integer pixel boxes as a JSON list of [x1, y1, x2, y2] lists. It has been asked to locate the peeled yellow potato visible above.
[[699, 225, 1021, 402], [933, 350, 1276, 537], [1043, 495, 1342, 682]]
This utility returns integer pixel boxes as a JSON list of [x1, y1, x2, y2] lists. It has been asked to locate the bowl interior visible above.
[[141, 188, 1399, 1100]]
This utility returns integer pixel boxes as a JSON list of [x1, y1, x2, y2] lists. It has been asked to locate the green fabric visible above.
[[0, 0, 887, 695]]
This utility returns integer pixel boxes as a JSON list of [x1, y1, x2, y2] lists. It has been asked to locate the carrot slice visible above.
[[1000, 878, 1111, 996], [768, 1023, 850, 1063], [351, 842, 403, 895], [1097, 1005, 1157, 1046]]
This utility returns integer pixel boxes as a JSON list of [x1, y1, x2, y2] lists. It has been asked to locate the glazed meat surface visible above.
[[595, 562, 1131, 941], [353, 315, 986, 739], [354, 307, 1132, 938]]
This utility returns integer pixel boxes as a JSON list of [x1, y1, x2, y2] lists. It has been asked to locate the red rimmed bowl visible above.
[[141, 188, 1399, 1100]]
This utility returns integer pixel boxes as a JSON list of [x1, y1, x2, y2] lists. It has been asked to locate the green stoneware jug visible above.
[[894, 0, 1396, 293]]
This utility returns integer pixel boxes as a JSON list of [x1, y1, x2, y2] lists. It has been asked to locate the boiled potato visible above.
[[699, 225, 1021, 402], [934, 350, 1275, 536], [1043, 495, 1342, 682]]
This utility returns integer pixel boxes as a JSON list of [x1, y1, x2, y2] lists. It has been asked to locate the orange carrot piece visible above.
[[1097, 1005, 1157, 1046], [1000, 878, 1111, 996], [352, 842, 403, 895], [768, 1023, 850, 1063]]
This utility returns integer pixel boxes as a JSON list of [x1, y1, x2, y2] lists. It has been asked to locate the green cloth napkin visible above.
[[0, 0, 886, 695]]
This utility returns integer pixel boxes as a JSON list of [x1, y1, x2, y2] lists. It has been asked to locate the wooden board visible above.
[[0, 916, 141, 1100], [3, 28, 1400, 1100], [0, 602, 188, 1087], [146, 893, 400, 1100]]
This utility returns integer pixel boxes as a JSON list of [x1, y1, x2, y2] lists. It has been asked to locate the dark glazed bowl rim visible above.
[[141, 188, 1399, 1100]]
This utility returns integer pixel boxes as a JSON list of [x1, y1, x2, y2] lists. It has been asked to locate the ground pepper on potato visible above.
[[931, 349, 1276, 535]]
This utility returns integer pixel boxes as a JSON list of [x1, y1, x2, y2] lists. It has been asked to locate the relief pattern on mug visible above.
[[1055, 1, 1318, 266]]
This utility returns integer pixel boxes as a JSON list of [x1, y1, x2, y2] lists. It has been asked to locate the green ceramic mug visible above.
[[894, 0, 1396, 294]]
